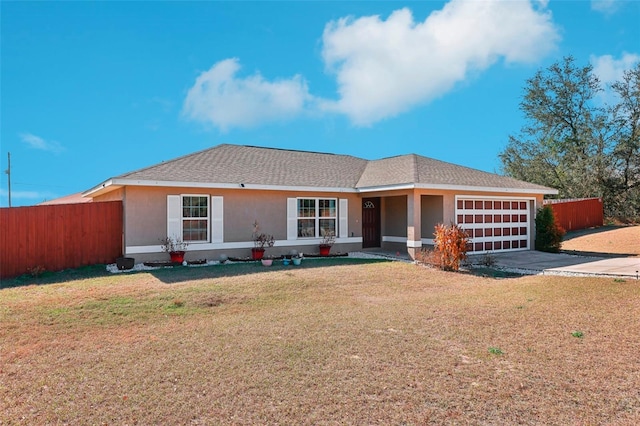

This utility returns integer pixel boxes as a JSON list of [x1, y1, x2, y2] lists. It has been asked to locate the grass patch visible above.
[[2, 261, 640, 424], [488, 347, 503, 355], [467, 266, 524, 279], [1, 257, 388, 289], [1, 264, 111, 288]]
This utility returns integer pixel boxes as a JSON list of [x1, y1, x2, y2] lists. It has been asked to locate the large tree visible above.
[[500, 56, 639, 219], [607, 65, 640, 217]]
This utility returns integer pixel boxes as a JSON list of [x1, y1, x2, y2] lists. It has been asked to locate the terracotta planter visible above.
[[170, 251, 185, 263], [251, 248, 265, 260], [319, 245, 331, 256]]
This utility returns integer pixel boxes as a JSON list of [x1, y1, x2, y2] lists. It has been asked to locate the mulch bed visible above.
[[144, 253, 349, 268], [143, 259, 207, 267]]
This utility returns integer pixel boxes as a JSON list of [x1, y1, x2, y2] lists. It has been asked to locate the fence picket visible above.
[[0, 201, 123, 279], [543, 198, 603, 232]]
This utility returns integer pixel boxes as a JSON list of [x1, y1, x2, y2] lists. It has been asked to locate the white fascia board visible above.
[[356, 182, 557, 195], [82, 178, 121, 197], [417, 183, 558, 195], [92, 178, 357, 194], [86, 177, 557, 197], [455, 194, 538, 201], [356, 183, 416, 193]]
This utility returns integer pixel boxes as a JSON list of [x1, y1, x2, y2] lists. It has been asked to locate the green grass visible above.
[[488, 346, 503, 355], [1, 264, 111, 288], [0, 257, 387, 289]]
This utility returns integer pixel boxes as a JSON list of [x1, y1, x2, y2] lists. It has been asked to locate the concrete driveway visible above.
[[470, 250, 640, 278]]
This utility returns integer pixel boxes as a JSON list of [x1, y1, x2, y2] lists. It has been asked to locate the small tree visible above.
[[431, 223, 469, 271], [535, 205, 565, 253]]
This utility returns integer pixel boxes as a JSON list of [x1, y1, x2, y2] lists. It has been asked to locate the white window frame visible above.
[[296, 197, 338, 239], [180, 194, 210, 243]]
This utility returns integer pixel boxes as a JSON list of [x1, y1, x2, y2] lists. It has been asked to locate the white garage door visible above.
[[456, 198, 531, 254]]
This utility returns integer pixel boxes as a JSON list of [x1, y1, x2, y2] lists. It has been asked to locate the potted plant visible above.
[[292, 253, 302, 266], [319, 231, 335, 256], [116, 256, 135, 270], [160, 236, 189, 263], [251, 220, 275, 260]]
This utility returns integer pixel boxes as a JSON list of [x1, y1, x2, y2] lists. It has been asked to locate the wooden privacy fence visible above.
[[543, 198, 603, 232], [0, 201, 123, 280]]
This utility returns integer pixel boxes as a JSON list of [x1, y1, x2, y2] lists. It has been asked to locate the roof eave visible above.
[[415, 183, 558, 195], [84, 178, 358, 194], [82, 178, 123, 198], [356, 183, 416, 193], [85, 178, 558, 197], [357, 182, 558, 195]]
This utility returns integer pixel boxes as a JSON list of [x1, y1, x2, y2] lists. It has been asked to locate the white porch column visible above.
[[407, 192, 422, 259]]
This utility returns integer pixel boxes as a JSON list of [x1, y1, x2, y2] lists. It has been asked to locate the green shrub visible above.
[[535, 205, 565, 253]]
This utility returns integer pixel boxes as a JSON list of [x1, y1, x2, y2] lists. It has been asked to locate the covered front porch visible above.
[[359, 191, 537, 259]]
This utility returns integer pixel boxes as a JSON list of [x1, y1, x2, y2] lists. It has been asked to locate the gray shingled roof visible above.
[[357, 154, 555, 191], [109, 144, 554, 192], [117, 144, 368, 188]]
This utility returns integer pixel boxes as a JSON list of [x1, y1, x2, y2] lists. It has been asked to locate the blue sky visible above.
[[1, 0, 638, 207]]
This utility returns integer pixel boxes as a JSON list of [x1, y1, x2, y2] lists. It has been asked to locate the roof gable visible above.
[[355, 154, 555, 192]]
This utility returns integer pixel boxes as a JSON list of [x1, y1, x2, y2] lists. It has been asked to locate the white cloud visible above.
[[19, 132, 64, 153], [182, 1, 559, 131], [182, 58, 312, 131], [591, 0, 620, 15], [320, 0, 559, 125], [591, 52, 640, 85], [590, 52, 640, 104]]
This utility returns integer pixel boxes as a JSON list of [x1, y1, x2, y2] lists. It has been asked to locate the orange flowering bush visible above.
[[425, 223, 470, 271]]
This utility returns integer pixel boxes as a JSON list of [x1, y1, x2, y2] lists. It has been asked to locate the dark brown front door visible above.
[[362, 197, 381, 248]]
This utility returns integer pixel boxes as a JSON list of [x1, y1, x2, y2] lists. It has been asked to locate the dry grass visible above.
[[562, 225, 640, 256], [2, 261, 640, 424]]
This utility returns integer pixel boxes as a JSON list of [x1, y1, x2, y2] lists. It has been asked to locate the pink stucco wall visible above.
[[94, 185, 544, 261]]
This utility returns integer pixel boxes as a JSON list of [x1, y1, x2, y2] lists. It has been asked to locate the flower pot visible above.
[[261, 259, 273, 266], [283, 258, 290, 266], [292, 257, 302, 266], [319, 245, 331, 256], [251, 248, 265, 260], [170, 251, 185, 263], [116, 257, 135, 270]]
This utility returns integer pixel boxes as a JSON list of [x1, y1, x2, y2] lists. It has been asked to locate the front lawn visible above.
[[562, 225, 639, 256], [1, 261, 639, 424]]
